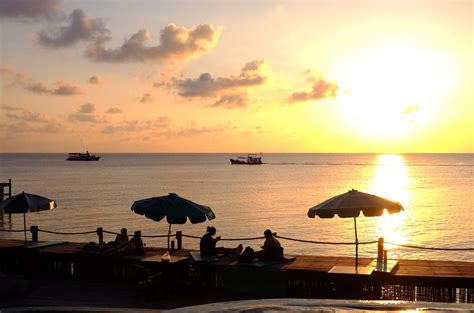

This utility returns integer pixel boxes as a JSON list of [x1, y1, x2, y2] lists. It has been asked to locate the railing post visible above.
[[30, 225, 39, 242], [97, 227, 104, 244], [176, 231, 182, 250], [170, 240, 175, 252], [377, 237, 384, 260]]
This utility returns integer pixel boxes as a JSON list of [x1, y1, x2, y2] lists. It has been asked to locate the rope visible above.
[[141, 234, 172, 238], [385, 241, 474, 251], [181, 234, 264, 241], [0, 228, 26, 233], [103, 230, 170, 238], [276, 235, 378, 245], [38, 228, 97, 235]]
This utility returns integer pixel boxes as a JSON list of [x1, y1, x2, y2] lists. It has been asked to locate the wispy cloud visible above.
[[86, 23, 219, 63], [0, 0, 61, 20], [0, 105, 61, 134], [102, 116, 170, 134], [138, 93, 155, 103], [36, 9, 109, 48]]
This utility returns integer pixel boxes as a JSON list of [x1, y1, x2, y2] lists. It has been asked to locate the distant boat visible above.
[[66, 151, 101, 161], [230, 154, 263, 165]]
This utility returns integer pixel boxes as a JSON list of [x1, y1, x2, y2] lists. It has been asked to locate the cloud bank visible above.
[[86, 23, 218, 63]]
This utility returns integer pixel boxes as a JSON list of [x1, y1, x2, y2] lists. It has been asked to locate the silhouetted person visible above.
[[130, 230, 145, 255], [200, 226, 242, 256], [255, 229, 283, 261], [115, 228, 129, 245]]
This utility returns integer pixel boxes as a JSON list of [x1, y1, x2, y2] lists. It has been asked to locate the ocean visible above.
[[0, 153, 472, 261]]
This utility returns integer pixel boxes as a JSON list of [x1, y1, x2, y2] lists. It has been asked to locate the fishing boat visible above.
[[230, 154, 263, 165], [66, 151, 101, 161]]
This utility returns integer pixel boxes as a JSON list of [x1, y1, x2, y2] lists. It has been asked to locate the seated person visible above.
[[115, 228, 129, 245], [130, 230, 145, 255], [255, 229, 284, 261], [200, 226, 242, 256]]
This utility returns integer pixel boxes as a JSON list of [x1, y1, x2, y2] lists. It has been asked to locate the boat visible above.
[[66, 151, 101, 161], [230, 154, 263, 165]]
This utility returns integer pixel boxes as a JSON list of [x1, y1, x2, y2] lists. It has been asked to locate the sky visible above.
[[0, 0, 472, 153]]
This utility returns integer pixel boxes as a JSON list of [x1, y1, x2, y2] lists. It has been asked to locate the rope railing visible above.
[[0, 228, 26, 233], [385, 241, 474, 251], [276, 235, 378, 245], [181, 234, 264, 241], [38, 228, 97, 235], [3, 227, 473, 251]]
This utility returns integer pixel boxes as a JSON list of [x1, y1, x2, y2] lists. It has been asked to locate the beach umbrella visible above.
[[307, 189, 403, 269], [0, 192, 57, 243], [131, 193, 215, 250]]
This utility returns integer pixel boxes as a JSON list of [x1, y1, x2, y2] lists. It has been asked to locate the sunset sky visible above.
[[1, 0, 472, 153]]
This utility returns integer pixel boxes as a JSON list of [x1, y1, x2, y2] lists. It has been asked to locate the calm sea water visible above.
[[0, 153, 472, 261]]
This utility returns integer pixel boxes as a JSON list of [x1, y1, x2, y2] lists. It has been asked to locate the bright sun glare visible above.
[[336, 45, 451, 138], [371, 154, 409, 246]]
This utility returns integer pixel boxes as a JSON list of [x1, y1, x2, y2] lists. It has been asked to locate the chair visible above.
[[133, 264, 163, 301]]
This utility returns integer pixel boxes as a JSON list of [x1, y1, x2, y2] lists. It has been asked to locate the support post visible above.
[[31, 225, 39, 242], [176, 231, 182, 250], [171, 240, 175, 252], [97, 227, 103, 244], [377, 237, 384, 260], [23, 213, 27, 243], [354, 217, 358, 270]]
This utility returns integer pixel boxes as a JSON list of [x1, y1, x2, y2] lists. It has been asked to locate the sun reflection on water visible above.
[[370, 154, 410, 249]]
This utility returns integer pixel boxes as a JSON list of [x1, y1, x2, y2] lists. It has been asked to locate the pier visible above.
[[1, 229, 473, 304]]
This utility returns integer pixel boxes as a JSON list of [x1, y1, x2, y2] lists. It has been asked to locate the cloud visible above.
[[68, 103, 103, 123], [106, 107, 122, 114], [86, 23, 218, 63], [88, 75, 101, 85], [0, 0, 61, 20], [0, 105, 61, 134], [102, 116, 170, 134], [288, 74, 339, 103], [1, 65, 81, 96], [161, 121, 234, 138], [0, 64, 12, 74], [175, 60, 265, 97], [25, 81, 81, 96], [138, 93, 155, 103], [212, 94, 247, 109], [36, 9, 109, 48], [173, 60, 266, 108]]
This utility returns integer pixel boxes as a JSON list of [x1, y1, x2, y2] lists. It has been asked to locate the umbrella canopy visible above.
[[0, 192, 57, 242], [308, 189, 403, 218], [308, 189, 403, 269], [131, 193, 215, 249]]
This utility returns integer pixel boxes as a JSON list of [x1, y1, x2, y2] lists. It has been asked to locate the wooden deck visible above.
[[1, 239, 473, 303]]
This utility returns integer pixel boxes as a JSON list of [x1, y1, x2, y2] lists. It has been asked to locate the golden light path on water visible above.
[[370, 154, 410, 258]]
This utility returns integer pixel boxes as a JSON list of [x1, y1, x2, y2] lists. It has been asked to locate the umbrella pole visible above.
[[354, 217, 358, 270], [168, 223, 171, 251], [23, 213, 27, 243]]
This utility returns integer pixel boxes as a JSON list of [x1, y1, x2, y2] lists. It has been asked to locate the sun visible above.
[[333, 43, 452, 138]]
